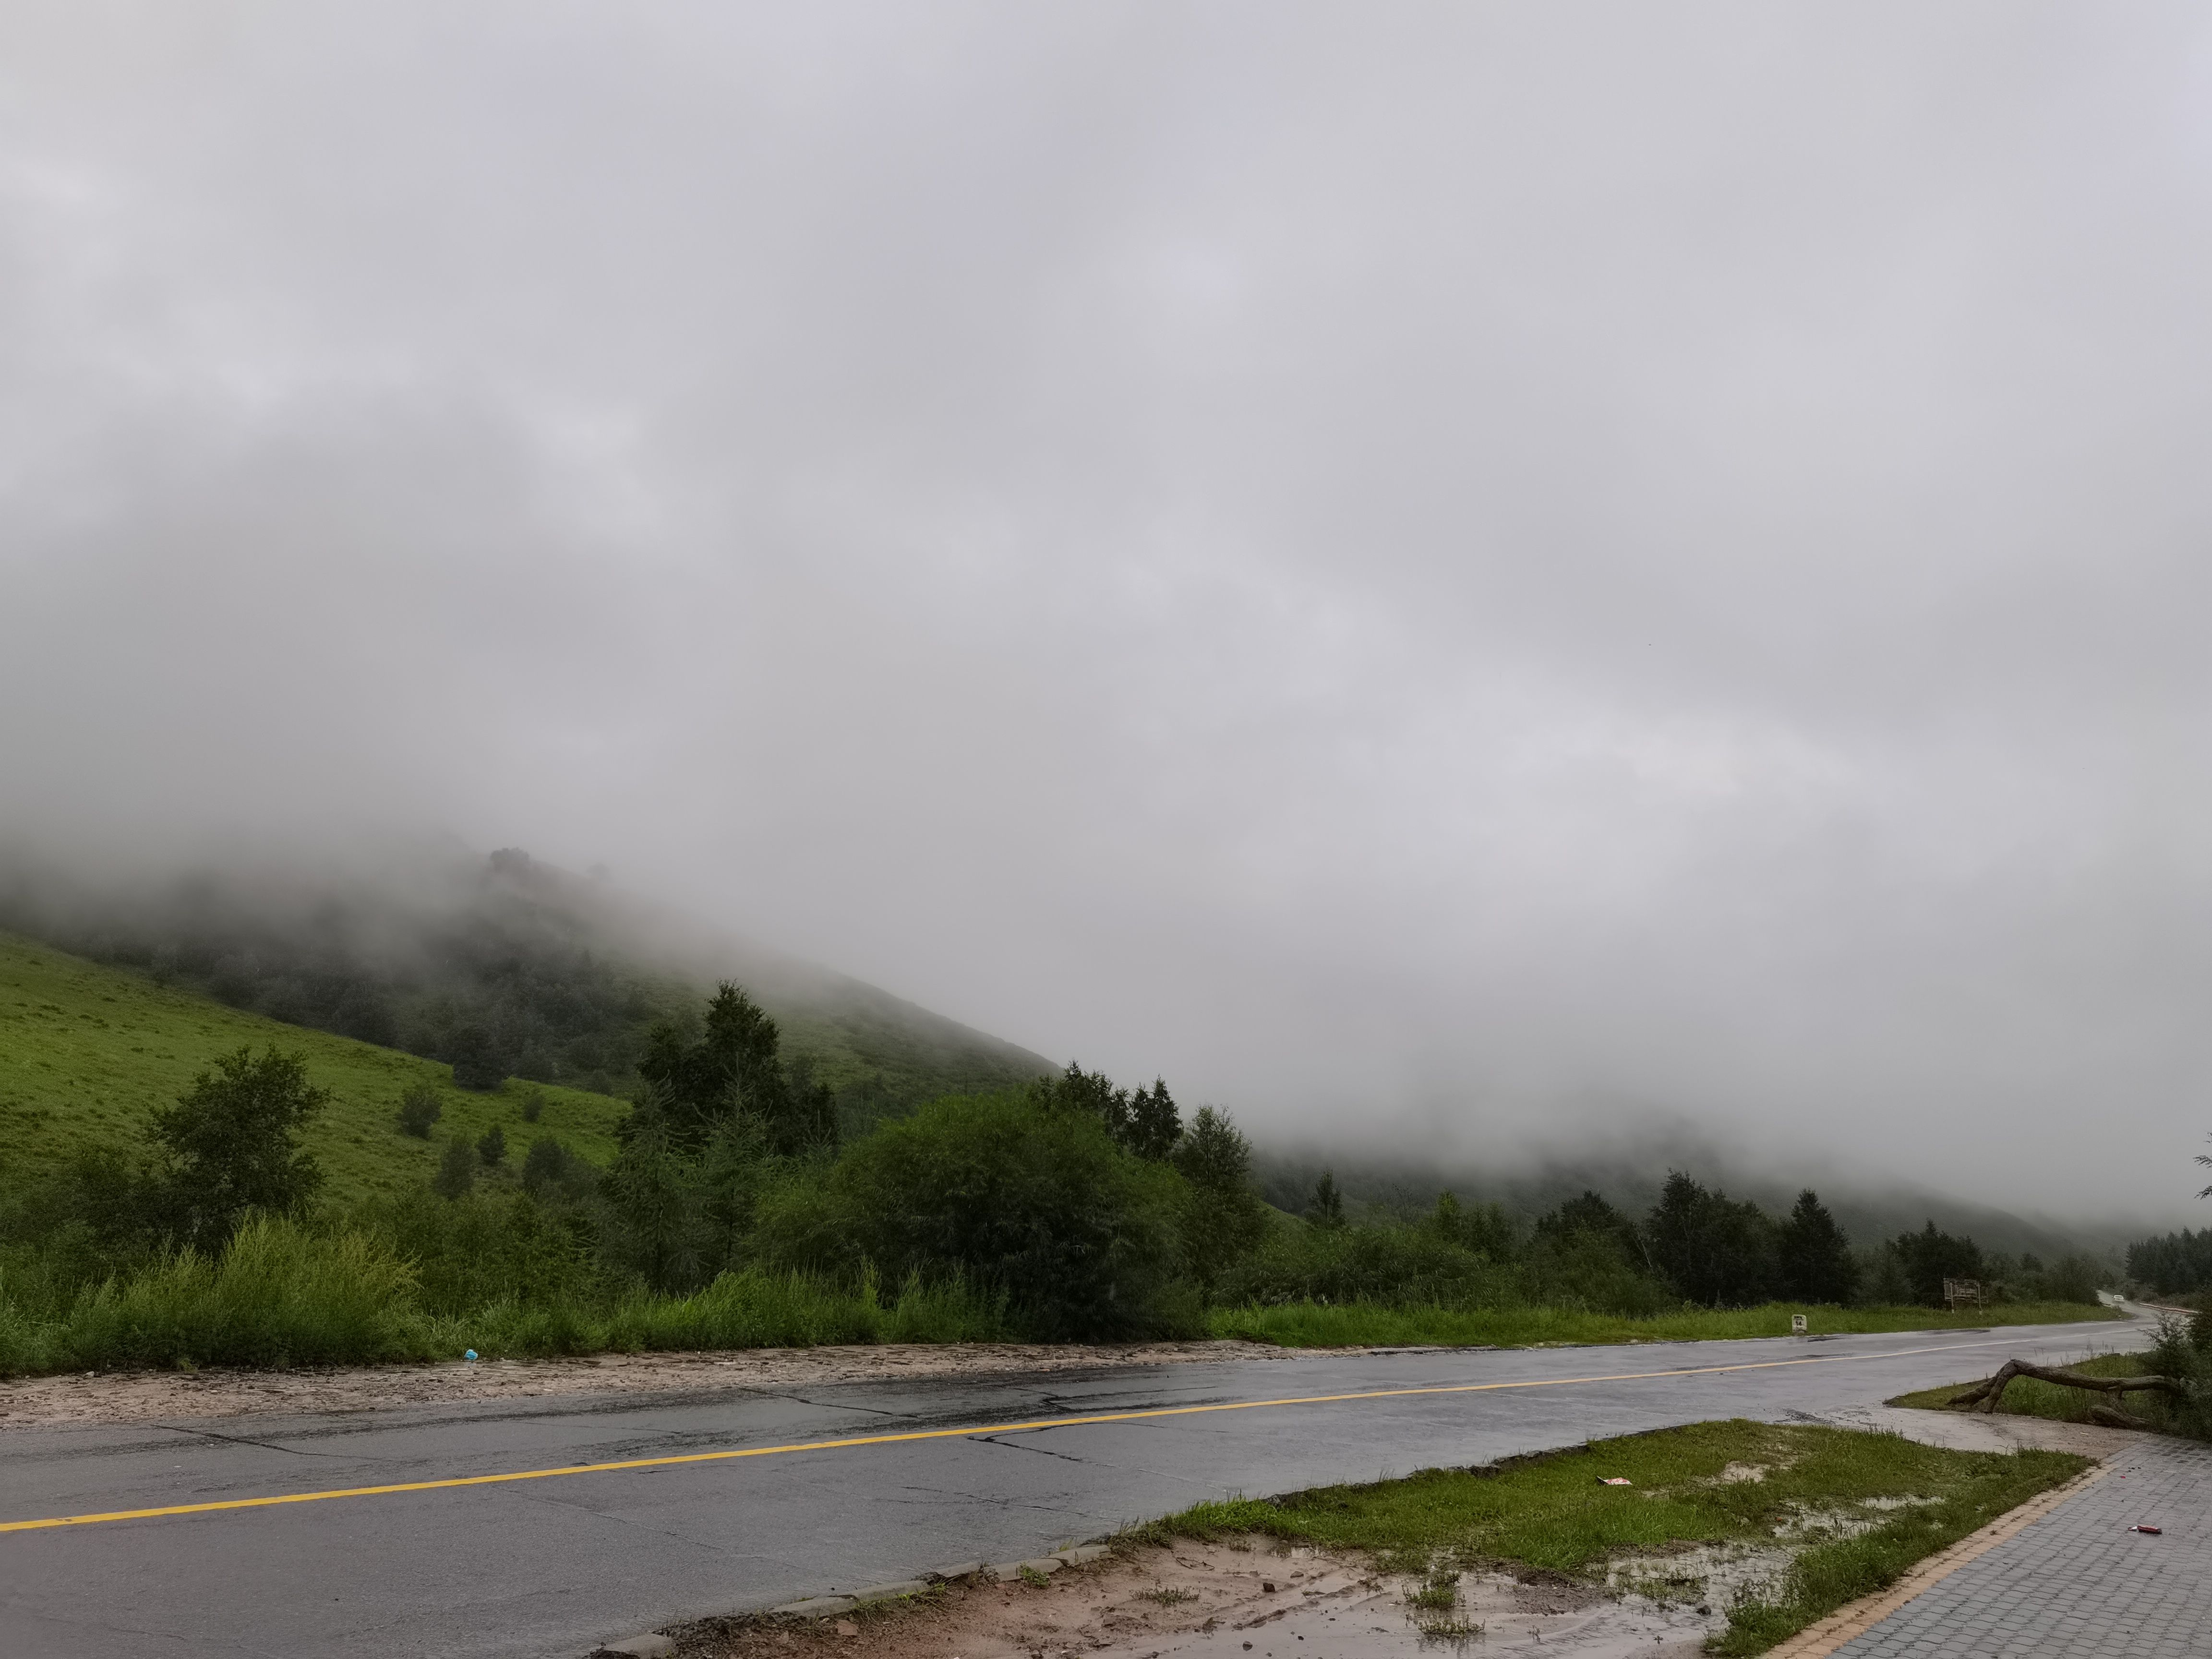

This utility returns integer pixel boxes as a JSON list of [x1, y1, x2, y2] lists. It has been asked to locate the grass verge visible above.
[[1129, 1419, 2088, 1656], [1208, 1299, 2118, 1350]]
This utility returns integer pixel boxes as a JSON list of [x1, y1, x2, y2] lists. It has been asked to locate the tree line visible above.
[[0, 980, 2111, 1362]]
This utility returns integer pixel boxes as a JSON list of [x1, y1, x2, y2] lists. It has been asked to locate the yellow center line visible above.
[[0, 1333, 2044, 1535]]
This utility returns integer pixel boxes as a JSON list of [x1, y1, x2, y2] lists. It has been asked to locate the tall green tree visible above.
[[1887, 1220, 1984, 1307], [1031, 1064, 1182, 1161], [1172, 1106, 1271, 1296], [149, 1046, 329, 1246], [1308, 1169, 1346, 1229], [1535, 1190, 1643, 1261], [1432, 1191, 1517, 1259], [1645, 1172, 1777, 1307], [433, 1135, 477, 1200], [1775, 1189, 1858, 1304], [636, 982, 836, 1155], [600, 1091, 702, 1292]]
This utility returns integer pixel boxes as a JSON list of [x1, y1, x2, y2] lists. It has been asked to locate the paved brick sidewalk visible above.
[[1831, 1436, 2212, 1659]]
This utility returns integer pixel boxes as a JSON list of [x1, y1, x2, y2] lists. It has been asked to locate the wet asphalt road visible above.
[[0, 1316, 2144, 1659]]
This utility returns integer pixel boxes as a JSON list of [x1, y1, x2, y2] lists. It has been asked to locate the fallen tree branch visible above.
[[2086, 1403, 2152, 1431], [1946, 1358, 2186, 1416]]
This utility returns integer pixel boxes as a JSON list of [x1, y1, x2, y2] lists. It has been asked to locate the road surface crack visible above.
[[759, 1392, 912, 1419], [151, 1422, 371, 1460], [973, 1432, 1094, 1466]]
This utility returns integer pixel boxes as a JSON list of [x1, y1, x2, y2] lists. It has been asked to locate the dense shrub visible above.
[[755, 1091, 1192, 1340], [1519, 1230, 1679, 1316], [2018, 1252, 2103, 1305], [365, 1189, 596, 1316], [396, 1083, 444, 1139], [1218, 1216, 1508, 1309]]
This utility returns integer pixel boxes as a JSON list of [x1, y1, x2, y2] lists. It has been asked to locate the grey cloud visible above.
[[6, 3, 2212, 1217]]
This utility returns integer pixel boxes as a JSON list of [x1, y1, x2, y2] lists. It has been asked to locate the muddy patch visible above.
[[653, 1539, 1720, 1659]]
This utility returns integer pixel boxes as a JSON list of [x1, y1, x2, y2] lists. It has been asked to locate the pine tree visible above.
[[1309, 1169, 1346, 1229], [600, 1091, 701, 1292], [1776, 1189, 1858, 1304], [433, 1135, 477, 1200]]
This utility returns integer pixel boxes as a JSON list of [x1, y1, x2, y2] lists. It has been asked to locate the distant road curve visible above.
[[0, 1315, 2144, 1659]]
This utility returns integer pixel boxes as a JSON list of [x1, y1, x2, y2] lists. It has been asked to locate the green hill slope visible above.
[[0, 848, 1055, 1133], [0, 933, 628, 1202]]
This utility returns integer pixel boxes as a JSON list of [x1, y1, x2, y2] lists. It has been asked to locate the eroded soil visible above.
[[653, 1540, 1719, 1659]]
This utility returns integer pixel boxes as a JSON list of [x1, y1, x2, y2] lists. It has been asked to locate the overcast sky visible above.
[[6, 4, 2212, 1218]]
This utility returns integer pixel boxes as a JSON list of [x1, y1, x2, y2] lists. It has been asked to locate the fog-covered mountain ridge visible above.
[[0, 845, 1054, 1129]]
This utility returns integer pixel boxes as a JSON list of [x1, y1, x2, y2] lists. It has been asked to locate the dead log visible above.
[[1945, 1358, 2186, 1416]]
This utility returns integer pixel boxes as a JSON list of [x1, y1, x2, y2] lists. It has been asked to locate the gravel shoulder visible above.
[[0, 1339, 1298, 1430]]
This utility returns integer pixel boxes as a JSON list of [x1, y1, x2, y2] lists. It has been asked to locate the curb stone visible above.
[[592, 1637, 673, 1659]]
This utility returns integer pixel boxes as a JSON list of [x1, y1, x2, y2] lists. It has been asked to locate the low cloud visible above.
[[6, 4, 2212, 1218]]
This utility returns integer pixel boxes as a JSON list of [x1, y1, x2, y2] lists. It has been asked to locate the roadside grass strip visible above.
[[1211, 1300, 2122, 1350], [0, 1333, 2081, 1535], [1132, 1419, 2089, 1657]]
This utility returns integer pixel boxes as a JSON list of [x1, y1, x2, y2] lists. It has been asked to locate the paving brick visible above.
[[1831, 1438, 2212, 1658]]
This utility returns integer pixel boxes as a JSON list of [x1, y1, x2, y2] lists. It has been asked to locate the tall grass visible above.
[[49, 1218, 430, 1370], [0, 1220, 1013, 1376], [1210, 1298, 2123, 1350]]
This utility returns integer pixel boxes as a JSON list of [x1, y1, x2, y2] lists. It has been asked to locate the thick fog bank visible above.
[[6, 7, 2212, 1221]]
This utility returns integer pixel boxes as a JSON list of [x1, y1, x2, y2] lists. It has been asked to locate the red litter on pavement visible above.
[[2128, 1525, 2163, 1535]]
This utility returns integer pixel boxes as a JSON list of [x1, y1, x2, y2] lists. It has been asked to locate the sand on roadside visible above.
[[0, 1339, 1302, 1430], [648, 1538, 1719, 1659]]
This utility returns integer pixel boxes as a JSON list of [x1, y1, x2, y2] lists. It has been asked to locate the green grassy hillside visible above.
[[0, 932, 628, 1201], [0, 850, 1054, 1132]]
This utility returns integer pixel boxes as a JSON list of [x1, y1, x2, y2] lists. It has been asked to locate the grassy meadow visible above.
[[0, 932, 629, 1202]]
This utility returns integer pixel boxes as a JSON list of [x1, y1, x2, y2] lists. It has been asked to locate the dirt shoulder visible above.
[[0, 1340, 1298, 1431], [652, 1539, 1714, 1659]]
